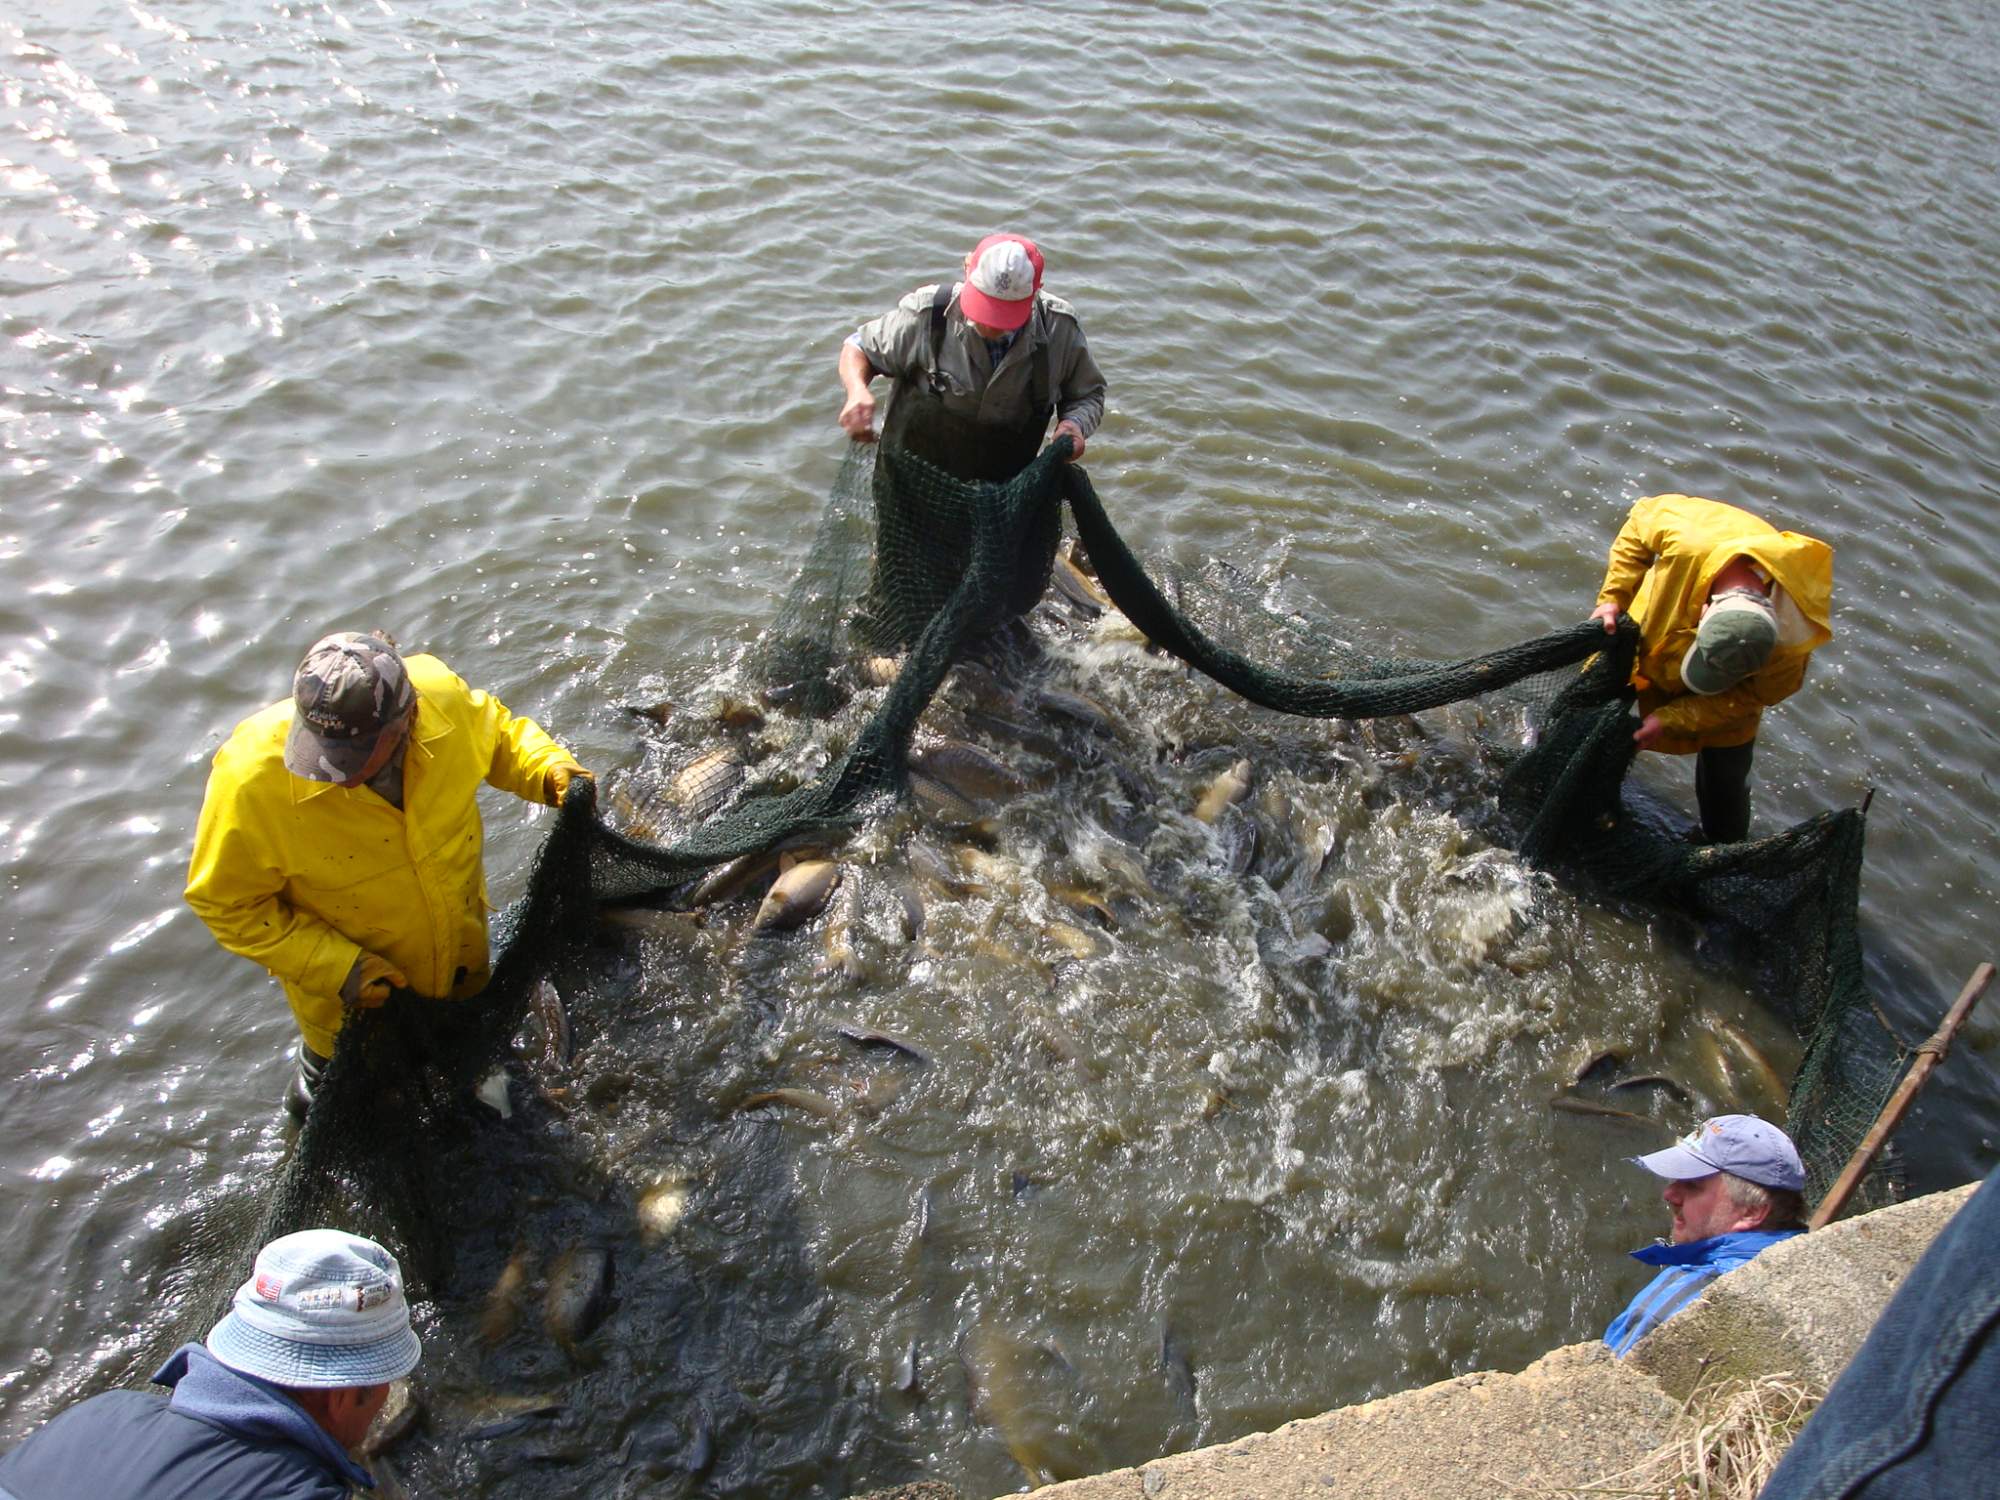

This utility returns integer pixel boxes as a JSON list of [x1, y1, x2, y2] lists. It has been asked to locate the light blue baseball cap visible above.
[[206, 1229, 421, 1388], [1633, 1114, 1806, 1193]]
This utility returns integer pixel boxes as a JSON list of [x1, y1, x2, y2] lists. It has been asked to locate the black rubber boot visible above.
[[283, 1043, 330, 1122]]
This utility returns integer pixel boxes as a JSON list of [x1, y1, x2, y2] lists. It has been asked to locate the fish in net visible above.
[[156, 429, 1904, 1487]]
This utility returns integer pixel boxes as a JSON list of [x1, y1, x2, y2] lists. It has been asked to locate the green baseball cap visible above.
[[1682, 589, 1777, 695]]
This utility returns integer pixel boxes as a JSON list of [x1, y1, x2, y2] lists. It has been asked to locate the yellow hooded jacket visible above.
[[185, 654, 571, 1055], [1595, 494, 1834, 756]]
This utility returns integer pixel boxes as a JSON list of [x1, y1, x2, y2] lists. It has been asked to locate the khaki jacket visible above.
[[850, 283, 1107, 438], [1595, 494, 1833, 754], [185, 655, 571, 1054]]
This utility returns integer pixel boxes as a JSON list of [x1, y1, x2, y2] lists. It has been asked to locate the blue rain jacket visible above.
[[1603, 1228, 1802, 1357]]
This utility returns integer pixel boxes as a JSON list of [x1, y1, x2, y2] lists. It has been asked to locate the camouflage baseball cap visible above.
[[284, 631, 417, 783]]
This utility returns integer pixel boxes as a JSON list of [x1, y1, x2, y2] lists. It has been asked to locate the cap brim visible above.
[[1678, 650, 1738, 696], [1632, 1143, 1719, 1180], [207, 1311, 421, 1389], [958, 283, 1033, 331], [284, 715, 389, 782]]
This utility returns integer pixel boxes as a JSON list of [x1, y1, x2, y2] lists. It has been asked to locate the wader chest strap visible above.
[[926, 282, 955, 396]]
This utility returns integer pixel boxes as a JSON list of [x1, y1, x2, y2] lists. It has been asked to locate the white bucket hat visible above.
[[206, 1229, 422, 1388]]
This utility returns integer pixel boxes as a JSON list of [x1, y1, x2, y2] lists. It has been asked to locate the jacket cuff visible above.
[[298, 927, 364, 1004]]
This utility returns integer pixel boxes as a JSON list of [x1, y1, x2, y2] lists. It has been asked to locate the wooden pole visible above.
[[1809, 961, 1994, 1230]]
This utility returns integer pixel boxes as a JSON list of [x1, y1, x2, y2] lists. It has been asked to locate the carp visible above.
[[1050, 553, 1111, 616], [961, 1323, 1095, 1488], [909, 769, 994, 833], [361, 1379, 422, 1457], [1090, 608, 1151, 647], [636, 1173, 691, 1243], [1159, 1321, 1198, 1426], [1193, 759, 1253, 824], [670, 745, 746, 821], [1033, 687, 1119, 737], [910, 736, 1030, 801], [893, 1337, 922, 1396], [951, 843, 1020, 894], [1549, 1093, 1651, 1124], [752, 859, 842, 931], [817, 876, 865, 980], [686, 846, 787, 908], [1567, 1045, 1626, 1088], [530, 978, 571, 1072], [475, 1066, 513, 1120], [895, 882, 926, 940], [1047, 882, 1118, 929], [543, 1245, 614, 1353], [598, 905, 706, 943], [1700, 1013, 1790, 1117], [1043, 920, 1104, 960], [734, 1087, 841, 1120], [834, 1020, 932, 1066], [1610, 1073, 1693, 1104], [480, 1246, 533, 1346]]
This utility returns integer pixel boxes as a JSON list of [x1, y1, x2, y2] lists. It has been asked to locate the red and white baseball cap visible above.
[[960, 234, 1045, 331]]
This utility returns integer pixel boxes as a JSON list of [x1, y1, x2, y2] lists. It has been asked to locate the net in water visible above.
[[219, 424, 1902, 1484]]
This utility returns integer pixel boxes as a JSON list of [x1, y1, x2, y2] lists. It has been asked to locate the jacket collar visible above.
[[289, 694, 448, 805], [949, 286, 1048, 352], [1630, 1227, 1802, 1268]]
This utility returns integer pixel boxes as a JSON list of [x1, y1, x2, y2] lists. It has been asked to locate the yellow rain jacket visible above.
[[185, 655, 572, 1055], [1595, 494, 1834, 755]]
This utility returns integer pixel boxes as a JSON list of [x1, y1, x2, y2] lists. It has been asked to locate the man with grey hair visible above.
[[0, 1229, 420, 1498], [1604, 1114, 1808, 1356]]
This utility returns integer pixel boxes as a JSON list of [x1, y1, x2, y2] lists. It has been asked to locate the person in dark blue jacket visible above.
[[1603, 1114, 1808, 1357], [0, 1228, 421, 1500], [1758, 1162, 1999, 1498]]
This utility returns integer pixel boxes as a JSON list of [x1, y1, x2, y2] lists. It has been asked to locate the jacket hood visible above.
[[1709, 529, 1834, 643], [153, 1344, 374, 1490]]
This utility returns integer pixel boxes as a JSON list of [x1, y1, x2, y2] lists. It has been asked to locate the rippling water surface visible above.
[[4, 1, 1998, 1494]]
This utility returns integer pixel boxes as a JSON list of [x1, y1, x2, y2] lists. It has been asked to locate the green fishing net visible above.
[[177, 423, 1902, 1475]]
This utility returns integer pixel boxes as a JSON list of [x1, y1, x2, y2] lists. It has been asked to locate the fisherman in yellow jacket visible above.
[[1589, 495, 1833, 843], [186, 631, 591, 1116]]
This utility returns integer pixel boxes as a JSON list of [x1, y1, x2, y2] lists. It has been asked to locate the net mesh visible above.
[[203, 424, 1904, 1382]]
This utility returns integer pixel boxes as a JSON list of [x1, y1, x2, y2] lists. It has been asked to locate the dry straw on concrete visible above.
[[1554, 1371, 1823, 1500]]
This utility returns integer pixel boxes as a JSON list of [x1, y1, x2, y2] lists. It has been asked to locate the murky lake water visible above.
[[4, 1, 1998, 1494]]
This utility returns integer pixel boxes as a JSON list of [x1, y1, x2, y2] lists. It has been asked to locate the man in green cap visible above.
[[1589, 494, 1834, 842]]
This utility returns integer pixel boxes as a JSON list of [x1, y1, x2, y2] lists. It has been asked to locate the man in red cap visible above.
[[836, 232, 1106, 481]]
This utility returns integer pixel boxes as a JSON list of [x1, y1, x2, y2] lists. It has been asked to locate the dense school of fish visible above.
[[357, 546, 1792, 1487]]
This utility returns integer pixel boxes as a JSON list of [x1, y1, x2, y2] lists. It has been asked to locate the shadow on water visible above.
[[350, 945, 926, 1500]]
